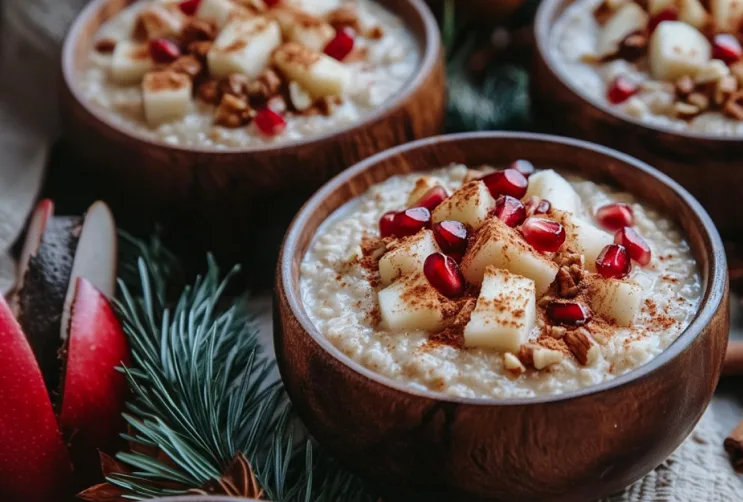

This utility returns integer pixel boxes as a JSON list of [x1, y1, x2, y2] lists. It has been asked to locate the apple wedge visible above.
[[0, 295, 72, 500]]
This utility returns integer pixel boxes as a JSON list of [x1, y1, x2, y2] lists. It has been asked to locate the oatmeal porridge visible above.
[[551, 0, 743, 136], [78, 0, 419, 148], [300, 162, 702, 399]]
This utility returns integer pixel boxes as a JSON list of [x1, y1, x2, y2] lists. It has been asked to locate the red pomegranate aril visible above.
[[510, 159, 535, 178], [547, 301, 591, 327], [614, 227, 652, 266], [648, 8, 677, 32], [255, 108, 286, 136], [413, 186, 448, 211], [713, 34, 743, 64], [149, 38, 181, 63], [379, 211, 397, 238], [178, 0, 202, 15], [595, 202, 634, 231], [481, 168, 528, 199], [524, 196, 551, 216], [264, 0, 281, 6], [393, 207, 431, 237], [607, 75, 638, 104], [424, 253, 465, 298], [494, 195, 527, 227], [521, 217, 566, 253], [324, 27, 355, 61], [595, 244, 631, 279], [433, 221, 468, 256]]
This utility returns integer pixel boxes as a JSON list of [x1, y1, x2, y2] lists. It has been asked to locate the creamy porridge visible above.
[[78, 0, 419, 148], [551, 0, 743, 136], [300, 162, 702, 399]]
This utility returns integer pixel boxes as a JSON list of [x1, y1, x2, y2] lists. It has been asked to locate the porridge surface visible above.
[[299, 164, 701, 399], [78, 0, 419, 149]]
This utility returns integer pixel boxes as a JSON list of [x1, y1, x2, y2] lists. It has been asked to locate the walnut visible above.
[[246, 69, 283, 102], [221, 74, 251, 99], [214, 94, 253, 128], [554, 250, 584, 269], [518, 344, 564, 370], [327, 4, 361, 32], [181, 18, 217, 45], [94, 38, 117, 54], [687, 92, 710, 110], [674, 101, 700, 119], [197, 79, 222, 104], [715, 75, 738, 106], [564, 328, 600, 366], [503, 353, 526, 377], [556, 267, 580, 298], [188, 40, 212, 60], [675, 75, 695, 98], [724, 90, 743, 121], [168, 55, 203, 79]]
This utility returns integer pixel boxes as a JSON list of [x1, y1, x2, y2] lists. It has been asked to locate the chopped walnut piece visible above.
[[518, 343, 564, 370], [365, 26, 385, 39], [503, 353, 526, 377], [617, 32, 647, 61], [197, 79, 222, 104], [181, 18, 217, 45], [564, 328, 600, 366], [168, 55, 203, 79], [221, 74, 251, 100], [715, 75, 739, 106], [95, 38, 117, 54], [188, 40, 213, 60], [724, 90, 743, 120], [214, 94, 253, 128], [246, 69, 283, 102], [674, 101, 700, 119], [675, 75, 695, 98], [556, 267, 580, 298], [327, 4, 361, 32], [554, 251, 584, 269], [687, 92, 710, 110]]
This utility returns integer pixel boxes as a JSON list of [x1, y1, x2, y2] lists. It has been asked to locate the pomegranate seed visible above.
[[178, 0, 202, 15], [521, 217, 566, 253], [648, 8, 677, 32], [424, 253, 465, 298], [264, 0, 281, 5], [379, 211, 396, 238], [494, 196, 527, 227], [413, 186, 448, 211], [481, 169, 528, 199], [393, 207, 431, 237], [614, 227, 652, 266], [433, 221, 468, 258], [324, 28, 355, 61], [595, 203, 634, 231], [255, 108, 286, 136], [547, 302, 591, 327], [510, 159, 535, 178], [149, 38, 181, 63], [607, 75, 638, 104], [713, 34, 743, 64], [596, 244, 631, 279], [524, 196, 551, 216]]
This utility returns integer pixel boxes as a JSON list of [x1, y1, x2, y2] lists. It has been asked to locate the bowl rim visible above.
[[534, 0, 743, 144], [279, 131, 728, 407], [60, 0, 440, 155]]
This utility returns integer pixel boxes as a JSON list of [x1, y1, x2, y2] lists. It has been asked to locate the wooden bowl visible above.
[[533, 0, 743, 243], [275, 132, 729, 502], [59, 0, 444, 279]]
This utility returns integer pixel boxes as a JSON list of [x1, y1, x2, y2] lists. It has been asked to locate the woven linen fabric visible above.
[[3, 0, 743, 499]]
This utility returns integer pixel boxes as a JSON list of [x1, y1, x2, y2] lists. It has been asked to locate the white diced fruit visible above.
[[464, 267, 537, 353], [711, 0, 743, 32], [648, 22, 711, 81], [142, 71, 192, 125], [273, 43, 351, 98], [272, 7, 336, 52], [432, 181, 496, 230], [461, 218, 559, 297], [136, 4, 185, 39], [523, 170, 582, 216], [597, 2, 649, 57], [378, 273, 445, 332], [679, 0, 709, 29], [379, 230, 439, 286], [111, 41, 154, 85], [196, 0, 238, 28], [586, 277, 643, 326], [208, 16, 282, 78], [557, 214, 613, 272]]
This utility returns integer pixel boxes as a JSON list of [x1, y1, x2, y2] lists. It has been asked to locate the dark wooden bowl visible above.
[[275, 132, 729, 502], [533, 0, 743, 243], [59, 0, 444, 280]]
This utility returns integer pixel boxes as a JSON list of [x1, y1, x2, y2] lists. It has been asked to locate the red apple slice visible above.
[[59, 277, 130, 484], [0, 295, 72, 500]]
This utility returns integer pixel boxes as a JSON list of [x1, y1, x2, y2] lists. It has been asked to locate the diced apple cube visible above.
[[111, 41, 154, 85], [463, 267, 537, 353], [432, 181, 496, 230], [711, 0, 743, 32], [407, 177, 438, 207], [648, 21, 711, 81], [586, 277, 643, 326], [196, 0, 239, 28], [597, 2, 649, 57], [571, 217, 614, 272], [208, 16, 282, 78], [461, 218, 559, 296], [272, 7, 336, 52], [142, 71, 192, 125], [523, 170, 582, 216], [378, 273, 445, 332], [379, 230, 439, 286], [273, 42, 352, 98], [136, 4, 186, 40]]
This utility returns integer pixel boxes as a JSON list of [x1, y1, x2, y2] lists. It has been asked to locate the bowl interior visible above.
[[61, 0, 439, 153], [280, 131, 727, 405], [534, 0, 740, 143]]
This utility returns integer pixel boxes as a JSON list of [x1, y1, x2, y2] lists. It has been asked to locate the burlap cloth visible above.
[[1, 0, 742, 499]]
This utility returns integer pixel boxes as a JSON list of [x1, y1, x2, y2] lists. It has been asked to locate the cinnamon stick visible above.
[[725, 419, 743, 473], [723, 341, 743, 376]]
